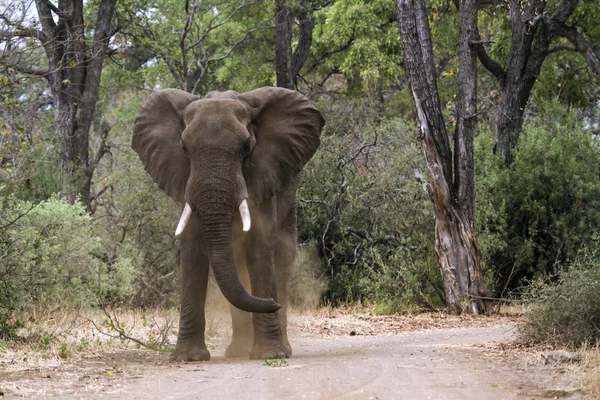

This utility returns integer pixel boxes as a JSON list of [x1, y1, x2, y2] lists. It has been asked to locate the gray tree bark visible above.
[[275, 0, 314, 90], [13, 0, 117, 210], [473, 0, 599, 163], [396, 0, 491, 314]]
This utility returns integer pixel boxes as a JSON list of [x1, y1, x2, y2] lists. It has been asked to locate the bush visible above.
[[519, 241, 600, 347], [476, 117, 600, 294], [299, 98, 442, 309], [0, 194, 137, 338], [90, 89, 181, 307]]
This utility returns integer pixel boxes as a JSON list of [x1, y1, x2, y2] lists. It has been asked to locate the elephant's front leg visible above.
[[170, 214, 211, 362], [274, 202, 298, 357], [246, 199, 289, 360]]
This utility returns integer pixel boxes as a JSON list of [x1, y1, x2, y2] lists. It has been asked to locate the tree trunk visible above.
[[34, 0, 116, 210], [275, 0, 294, 89], [473, 0, 593, 163], [275, 0, 314, 90], [396, 0, 491, 314], [455, 0, 478, 223]]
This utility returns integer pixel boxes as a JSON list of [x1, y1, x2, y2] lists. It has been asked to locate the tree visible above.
[[0, 0, 117, 209], [120, 0, 271, 94], [274, 0, 315, 89], [473, 0, 600, 162], [396, 0, 491, 313], [303, 0, 402, 94]]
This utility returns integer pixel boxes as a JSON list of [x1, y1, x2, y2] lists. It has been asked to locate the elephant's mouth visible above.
[[175, 199, 251, 236]]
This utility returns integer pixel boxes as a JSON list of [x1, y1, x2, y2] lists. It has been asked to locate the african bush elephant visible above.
[[132, 87, 325, 361]]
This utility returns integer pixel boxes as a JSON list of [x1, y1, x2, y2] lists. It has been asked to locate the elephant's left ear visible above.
[[239, 87, 325, 202]]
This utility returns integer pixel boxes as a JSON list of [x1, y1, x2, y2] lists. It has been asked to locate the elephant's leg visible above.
[[225, 251, 254, 358], [274, 203, 297, 357], [170, 215, 211, 362], [246, 199, 288, 360]]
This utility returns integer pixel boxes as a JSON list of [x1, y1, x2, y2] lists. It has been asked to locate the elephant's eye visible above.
[[181, 140, 188, 153], [241, 142, 251, 156]]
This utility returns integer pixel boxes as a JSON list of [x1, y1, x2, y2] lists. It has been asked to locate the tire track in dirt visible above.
[[1, 325, 581, 399], [112, 325, 575, 399]]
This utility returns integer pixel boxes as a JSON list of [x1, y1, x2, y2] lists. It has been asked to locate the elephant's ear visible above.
[[239, 87, 325, 202], [132, 89, 200, 204]]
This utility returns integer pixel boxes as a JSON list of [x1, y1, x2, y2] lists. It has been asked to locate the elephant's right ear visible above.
[[132, 89, 200, 204]]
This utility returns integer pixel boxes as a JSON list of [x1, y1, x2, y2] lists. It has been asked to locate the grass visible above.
[[261, 358, 289, 367], [579, 344, 600, 398], [0, 304, 517, 360]]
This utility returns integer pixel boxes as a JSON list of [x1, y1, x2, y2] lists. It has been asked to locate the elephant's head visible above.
[[132, 87, 325, 314]]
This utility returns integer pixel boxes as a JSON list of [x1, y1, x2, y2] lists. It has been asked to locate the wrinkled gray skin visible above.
[[132, 87, 324, 361]]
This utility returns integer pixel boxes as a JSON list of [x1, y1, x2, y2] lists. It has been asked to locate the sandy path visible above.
[[1, 324, 580, 399], [118, 325, 556, 399]]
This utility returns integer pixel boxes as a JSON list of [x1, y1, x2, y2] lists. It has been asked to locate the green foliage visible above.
[[0, 78, 61, 202], [262, 358, 288, 367], [476, 112, 600, 293], [58, 342, 71, 359], [1, 195, 102, 307], [91, 89, 181, 307], [116, 0, 273, 93], [310, 0, 402, 92], [519, 240, 600, 347], [0, 196, 91, 338], [0, 194, 149, 338], [299, 98, 442, 309]]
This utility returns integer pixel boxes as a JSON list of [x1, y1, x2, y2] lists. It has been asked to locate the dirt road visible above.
[[1, 322, 580, 399]]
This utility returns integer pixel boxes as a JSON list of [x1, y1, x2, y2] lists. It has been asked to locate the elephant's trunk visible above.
[[195, 181, 280, 313]]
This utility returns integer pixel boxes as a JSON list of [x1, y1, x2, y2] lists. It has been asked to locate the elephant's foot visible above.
[[282, 337, 292, 357], [249, 341, 291, 360], [224, 337, 253, 358], [170, 342, 210, 362]]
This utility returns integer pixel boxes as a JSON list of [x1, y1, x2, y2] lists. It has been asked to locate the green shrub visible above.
[[476, 117, 600, 294], [299, 99, 441, 308], [1, 195, 101, 306], [519, 241, 600, 347], [0, 194, 138, 338], [90, 91, 181, 307]]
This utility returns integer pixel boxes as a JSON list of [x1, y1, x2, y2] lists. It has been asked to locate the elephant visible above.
[[132, 87, 325, 361]]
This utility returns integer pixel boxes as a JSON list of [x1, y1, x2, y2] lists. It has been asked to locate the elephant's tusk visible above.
[[239, 199, 251, 232], [175, 203, 192, 236]]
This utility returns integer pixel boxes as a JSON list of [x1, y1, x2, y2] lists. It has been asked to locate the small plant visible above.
[[41, 335, 54, 348], [76, 336, 90, 351], [261, 358, 288, 367], [58, 342, 70, 359]]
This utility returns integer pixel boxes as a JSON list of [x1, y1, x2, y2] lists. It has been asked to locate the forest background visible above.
[[1, 0, 600, 349]]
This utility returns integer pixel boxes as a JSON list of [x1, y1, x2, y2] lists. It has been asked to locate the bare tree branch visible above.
[[0, 203, 36, 230], [159, 50, 185, 90], [556, 24, 600, 83], [185, 0, 256, 52], [191, 20, 272, 93], [548, 45, 577, 54], [470, 27, 505, 81], [0, 58, 49, 77], [548, 0, 580, 27], [291, 0, 314, 77], [0, 16, 45, 41], [34, 0, 57, 34], [39, 0, 72, 20]]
